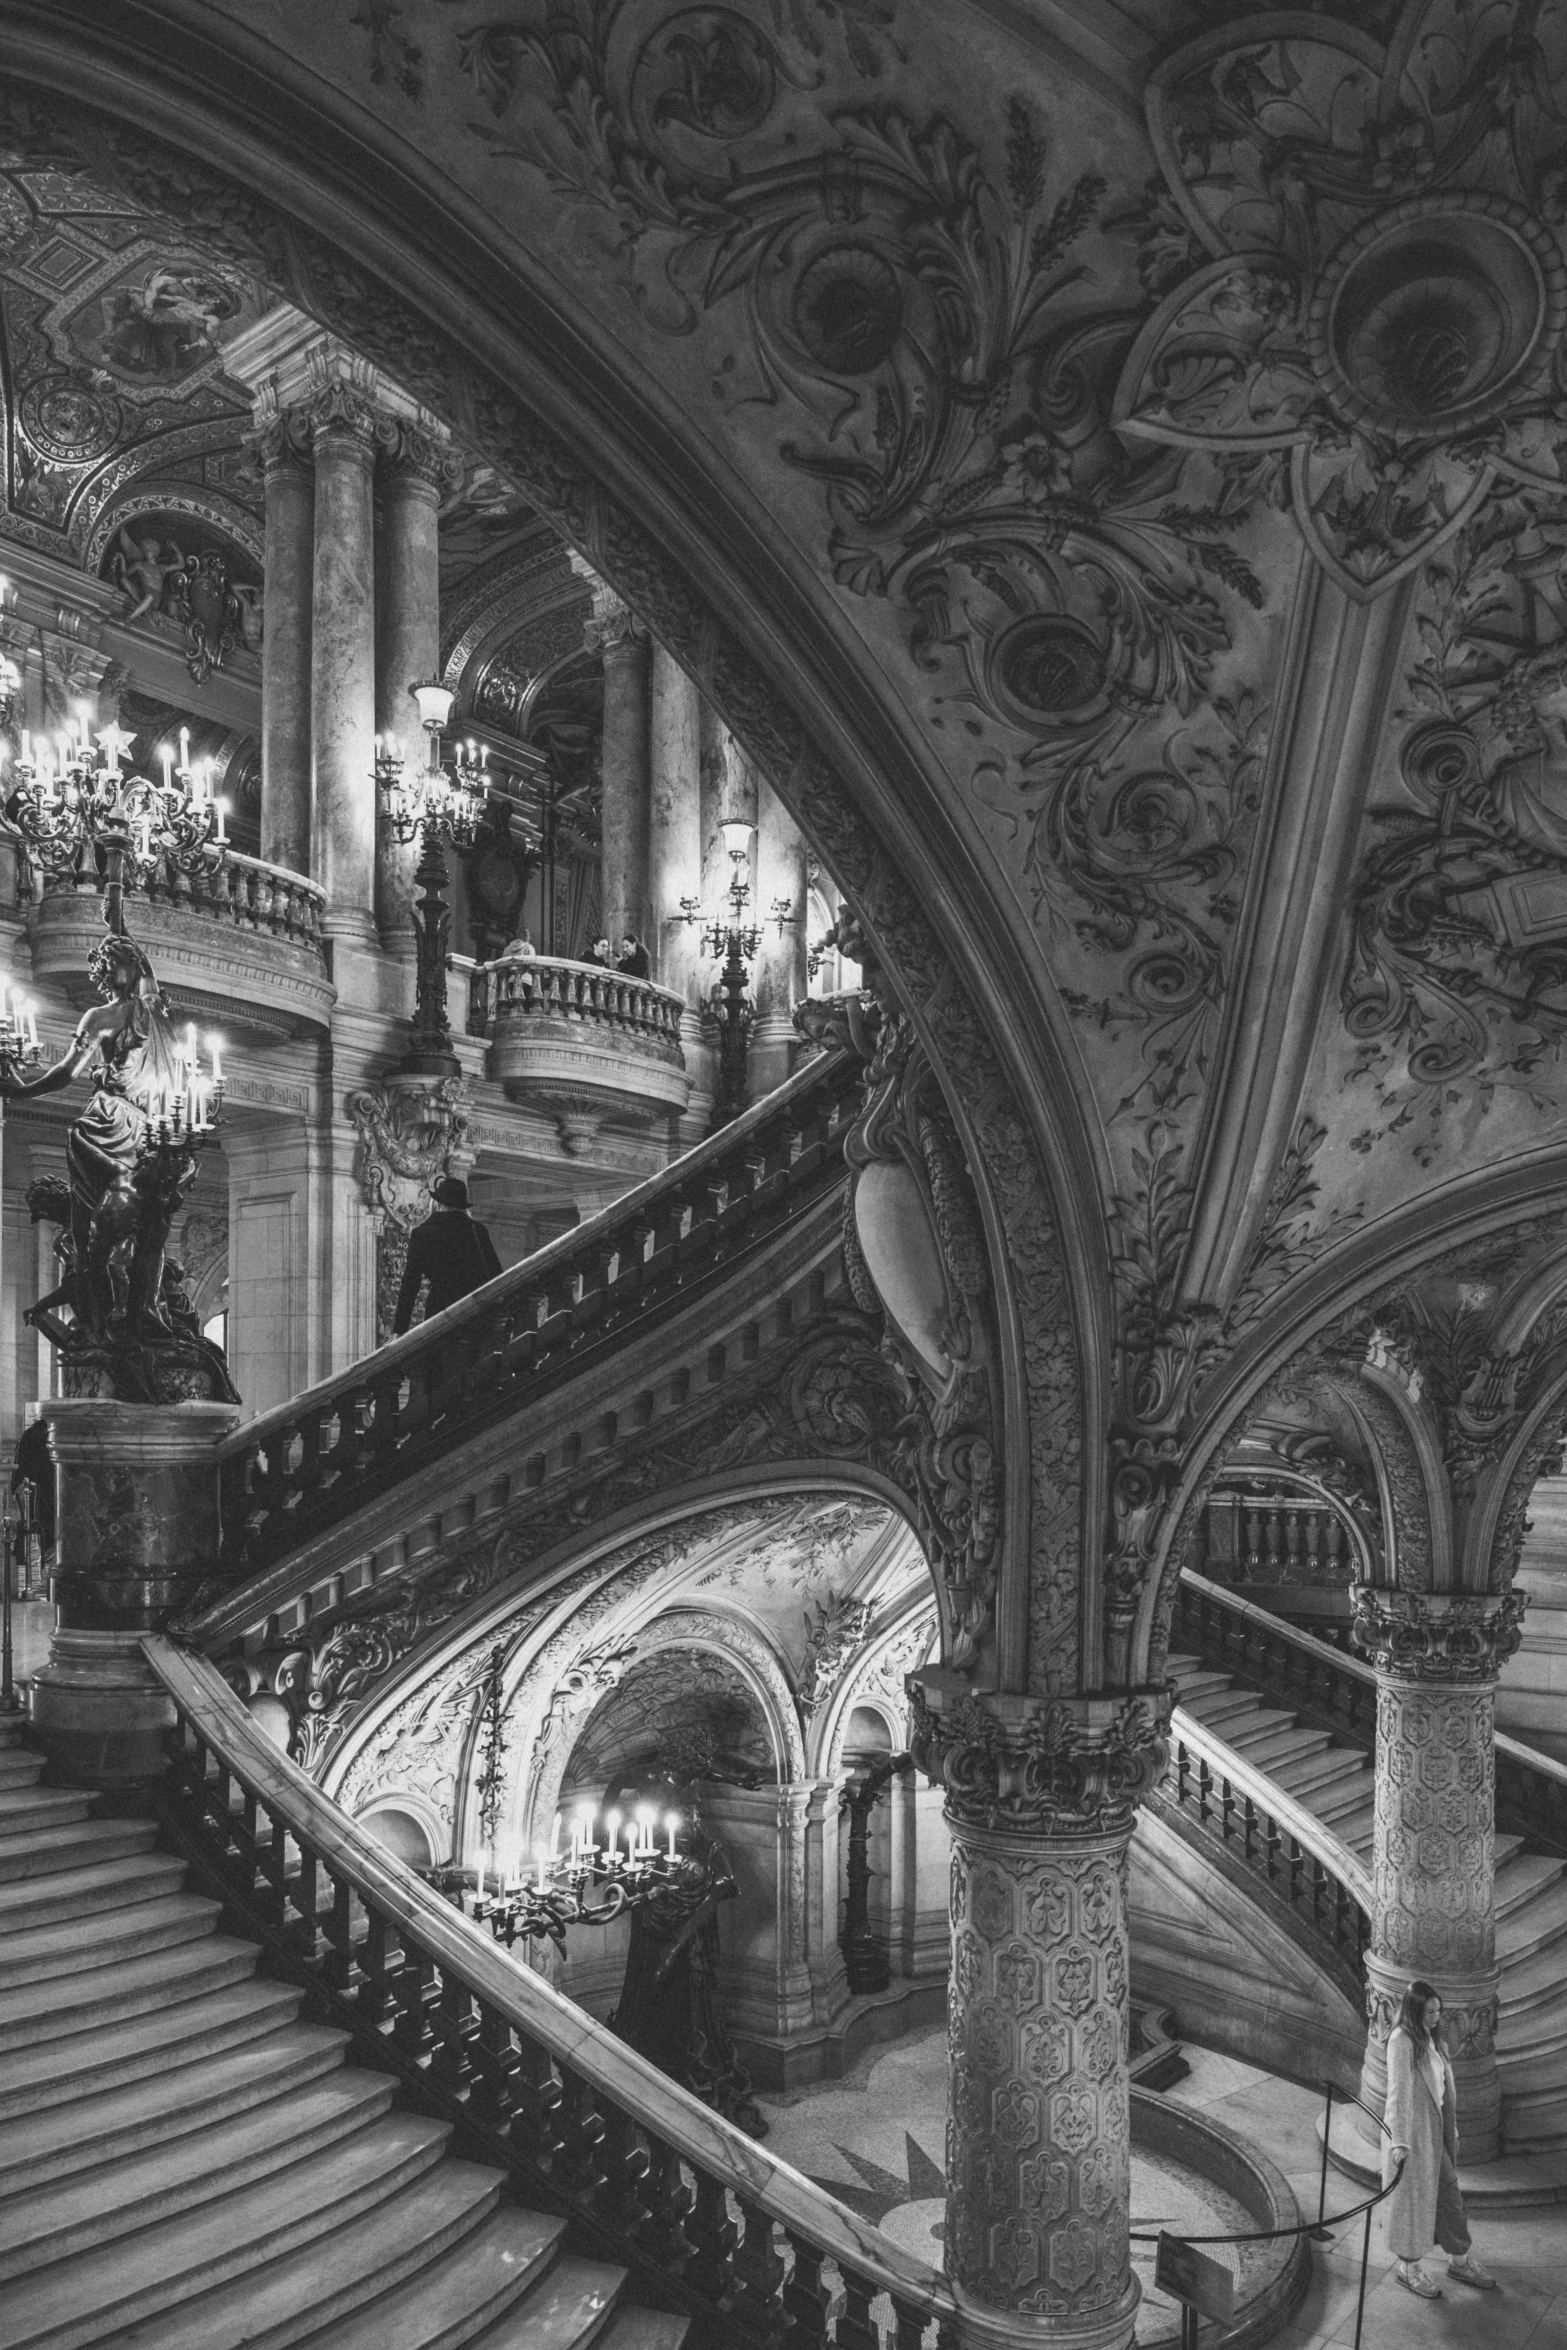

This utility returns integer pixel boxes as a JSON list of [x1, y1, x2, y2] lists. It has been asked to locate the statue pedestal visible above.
[[30, 1398, 240, 1786]]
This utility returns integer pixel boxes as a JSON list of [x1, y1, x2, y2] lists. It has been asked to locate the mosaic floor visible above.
[[755, 2028, 1567, 2346]]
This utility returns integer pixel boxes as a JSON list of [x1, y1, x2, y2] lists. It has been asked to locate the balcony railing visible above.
[[39, 848, 327, 951], [148, 1637, 957, 2350], [1176, 1568, 1567, 1860], [212, 1044, 861, 1579], [468, 953, 685, 1051]]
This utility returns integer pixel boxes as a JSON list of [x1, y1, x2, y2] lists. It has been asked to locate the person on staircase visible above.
[[391, 1176, 503, 1336], [1384, 1980, 1496, 2298]]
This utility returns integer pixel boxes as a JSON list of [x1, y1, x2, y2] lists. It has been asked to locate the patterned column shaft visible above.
[[913, 1679, 1168, 2350], [1354, 1589, 1525, 2165]]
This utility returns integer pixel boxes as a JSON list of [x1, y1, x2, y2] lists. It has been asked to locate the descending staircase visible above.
[[0, 1715, 686, 2350], [1167, 1644, 1567, 2156]]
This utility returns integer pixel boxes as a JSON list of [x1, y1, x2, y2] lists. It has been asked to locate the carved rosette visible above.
[[1354, 1589, 1515, 2162], [1351, 1586, 1526, 1684]]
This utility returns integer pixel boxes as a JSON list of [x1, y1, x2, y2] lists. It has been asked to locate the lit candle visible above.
[[186, 1023, 198, 1070], [19, 730, 29, 764], [179, 726, 190, 771], [159, 745, 173, 790], [26, 1006, 36, 1049], [208, 1037, 223, 1086], [666, 1813, 679, 1862], [213, 799, 228, 844], [535, 1849, 550, 1893], [576, 1801, 596, 1858], [603, 1809, 621, 1863], [475, 1859, 485, 1901]]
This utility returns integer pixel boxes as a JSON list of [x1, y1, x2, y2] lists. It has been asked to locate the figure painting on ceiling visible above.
[[92, 265, 240, 381]]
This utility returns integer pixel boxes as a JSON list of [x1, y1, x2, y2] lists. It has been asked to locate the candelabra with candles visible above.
[[0, 983, 41, 1083], [373, 681, 489, 1079], [679, 820, 795, 1123], [468, 1800, 684, 1952], [4, 717, 227, 938]]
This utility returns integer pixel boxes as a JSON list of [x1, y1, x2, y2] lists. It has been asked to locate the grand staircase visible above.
[[1166, 1597, 1567, 2159], [0, 1715, 686, 2349]]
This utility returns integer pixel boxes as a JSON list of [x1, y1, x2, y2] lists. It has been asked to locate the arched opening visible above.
[[356, 1803, 436, 1871]]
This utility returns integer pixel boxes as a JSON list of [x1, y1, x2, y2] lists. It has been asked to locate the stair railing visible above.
[[214, 1045, 864, 1581], [1176, 1568, 1567, 1859], [145, 1635, 956, 2350], [1156, 1701, 1373, 1986]]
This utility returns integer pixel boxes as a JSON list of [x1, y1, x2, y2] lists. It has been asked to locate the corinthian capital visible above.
[[380, 421, 463, 495], [584, 581, 647, 656], [1351, 1586, 1526, 1684], [250, 407, 314, 475], [908, 1674, 1170, 1837], [304, 379, 387, 451]]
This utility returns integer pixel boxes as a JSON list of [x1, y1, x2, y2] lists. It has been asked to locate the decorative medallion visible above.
[[18, 373, 121, 463]]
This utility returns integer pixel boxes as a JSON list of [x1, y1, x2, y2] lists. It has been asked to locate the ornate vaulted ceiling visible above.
[[14, 0, 1567, 1696]]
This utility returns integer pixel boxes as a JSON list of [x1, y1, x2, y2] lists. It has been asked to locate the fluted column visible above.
[[256, 411, 314, 875], [752, 775, 808, 1094], [309, 383, 381, 949], [376, 423, 454, 960], [913, 1681, 1169, 2350], [1354, 1587, 1525, 2164], [590, 586, 652, 951]]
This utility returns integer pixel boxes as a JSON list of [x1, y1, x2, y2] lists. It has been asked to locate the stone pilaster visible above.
[[376, 421, 457, 961], [912, 1677, 1170, 2350], [589, 585, 652, 950], [1353, 1586, 1526, 2165], [256, 410, 314, 875], [30, 1399, 240, 1784], [309, 381, 383, 953]]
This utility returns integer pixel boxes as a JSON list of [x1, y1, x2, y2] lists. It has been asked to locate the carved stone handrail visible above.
[[1177, 1568, 1567, 1859], [40, 846, 327, 952], [1161, 1700, 1373, 1981], [146, 1636, 957, 2350], [469, 954, 685, 1052], [214, 1046, 862, 1578]]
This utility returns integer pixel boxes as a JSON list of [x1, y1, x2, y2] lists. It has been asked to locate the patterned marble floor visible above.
[[755, 2029, 1567, 2346]]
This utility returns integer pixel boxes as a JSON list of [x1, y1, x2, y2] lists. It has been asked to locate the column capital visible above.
[[585, 581, 648, 657], [1351, 1585, 1525, 1683], [379, 419, 463, 497], [250, 407, 315, 475], [303, 378, 389, 455], [909, 1676, 1171, 1839]]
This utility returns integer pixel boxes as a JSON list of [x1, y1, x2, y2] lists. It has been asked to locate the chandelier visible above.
[[6, 719, 228, 890], [0, 983, 40, 1085], [373, 680, 487, 850], [470, 1800, 683, 1951]]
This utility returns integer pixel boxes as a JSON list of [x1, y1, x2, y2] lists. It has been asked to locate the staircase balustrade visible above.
[[215, 1047, 863, 1578], [1176, 1568, 1567, 1860], [468, 954, 685, 1051], [147, 1636, 956, 2350]]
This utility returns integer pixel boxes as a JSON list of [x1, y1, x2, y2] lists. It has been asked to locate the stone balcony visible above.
[[467, 953, 690, 1142], [30, 851, 334, 1041]]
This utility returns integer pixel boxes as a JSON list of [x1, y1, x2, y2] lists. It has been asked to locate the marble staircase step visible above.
[[594, 2315, 690, 2350], [306, 2207, 569, 2349], [1497, 1873, 1567, 1963], [0, 1978, 303, 2121], [1176, 1690, 1268, 1732], [0, 1891, 223, 1990], [0, 1851, 188, 1932], [1261, 1748, 1369, 1802], [1498, 1936, 1567, 2017], [467, 2255, 627, 2350], [0, 1817, 159, 1884], [1495, 1832, 1526, 1867], [0, 1933, 262, 2053], [0, 2069, 399, 2281], [1220, 1722, 1331, 1770], [1495, 1854, 1565, 1919], [4, 2109, 455, 2348], [0, 1788, 97, 1841], [0, 1750, 45, 1790], [0, 2020, 349, 2193]]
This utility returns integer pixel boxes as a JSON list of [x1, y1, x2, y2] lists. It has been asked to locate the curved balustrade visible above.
[[148, 1636, 957, 2350], [39, 847, 327, 950], [1157, 1704, 1373, 1987], [214, 1045, 862, 1578], [470, 953, 685, 1050], [1176, 1568, 1567, 1859]]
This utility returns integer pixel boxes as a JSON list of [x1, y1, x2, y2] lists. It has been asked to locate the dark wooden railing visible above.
[[214, 1045, 862, 1578], [148, 1638, 955, 2350], [1176, 1568, 1567, 1861]]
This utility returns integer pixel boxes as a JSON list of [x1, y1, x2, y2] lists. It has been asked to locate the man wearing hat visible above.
[[391, 1175, 504, 1336]]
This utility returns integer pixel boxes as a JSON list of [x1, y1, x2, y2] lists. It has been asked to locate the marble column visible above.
[[592, 588, 652, 951], [913, 1682, 1169, 2350], [256, 410, 314, 875], [650, 646, 709, 1135], [309, 383, 382, 950], [376, 423, 452, 961], [1353, 1587, 1525, 2165], [752, 776, 809, 1094]]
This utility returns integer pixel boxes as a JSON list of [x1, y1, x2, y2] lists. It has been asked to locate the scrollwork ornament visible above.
[[1351, 1587, 1526, 1684], [908, 1679, 1170, 1837]]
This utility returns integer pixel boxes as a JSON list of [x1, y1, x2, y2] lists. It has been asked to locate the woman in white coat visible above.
[[1383, 1979, 1495, 2298]]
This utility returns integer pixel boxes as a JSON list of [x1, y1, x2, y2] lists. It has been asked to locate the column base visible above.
[[1360, 1949, 1503, 2163], [31, 1628, 174, 1787], [951, 2277, 1139, 2350]]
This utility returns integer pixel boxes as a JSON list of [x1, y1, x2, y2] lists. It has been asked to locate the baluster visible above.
[[557, 2065, 609, 2204], [1264, 1812, 1282, 1885], [644, 2138, 695, 2273], [1288, 1835, 1304, 1914], [429, 1966, 478, 2100], [837, 2270, 881, 2350], [1220, 1776, 1235, 1844], [1175, 1740, 1188, 1805], [601, 2106, 654, 2244], [1245, 1505, 1263, 1576], [781, 2230, 834, 2348], [1196, 1755, 1212, 1827], [321, 1870, 361, 1997], [1241, 1793, 1257, 1865], [734, 2194, 785, 2339], [469, 1997, 521, 2137], [688, 2171, 739, 2310], [392, 1941, 440, 2065], [1283, 1506, 1303, 1579], [889, 2294, 931, 2350], [511, 2038, 566, 2178], [291, 1840, 320, 1963]]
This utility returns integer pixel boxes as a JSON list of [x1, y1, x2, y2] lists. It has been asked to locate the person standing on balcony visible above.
[[500, 930, 536, 960], [1384, 1980, 1495, 2298], [616, 933, 650, 979], [391, 1175, 502, 1336], [584, 936, 612, 969]]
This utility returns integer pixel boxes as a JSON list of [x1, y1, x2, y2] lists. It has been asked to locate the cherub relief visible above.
[[108, 527, 180, 624]]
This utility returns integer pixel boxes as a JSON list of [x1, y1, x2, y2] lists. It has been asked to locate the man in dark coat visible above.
[[392, 1176, 503, 1336]]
